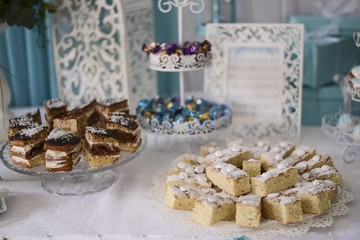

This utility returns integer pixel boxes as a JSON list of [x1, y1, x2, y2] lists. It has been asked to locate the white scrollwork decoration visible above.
[[51, 1, 126, 107], [138, 114, 232, 135], [158, 0, 205, 14], [149, 53, 211, 72]]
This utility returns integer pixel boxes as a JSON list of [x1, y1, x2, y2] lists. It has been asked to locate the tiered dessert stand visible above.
[[321, 33, 360, 163], [137, 0, 232, 141]]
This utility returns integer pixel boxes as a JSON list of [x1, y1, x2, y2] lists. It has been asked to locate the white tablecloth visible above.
[[0, 109, 359, 239]]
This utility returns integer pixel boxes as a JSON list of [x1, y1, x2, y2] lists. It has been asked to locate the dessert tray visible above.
[[0, 133, 146, 195], [147, 154, 354, 240]]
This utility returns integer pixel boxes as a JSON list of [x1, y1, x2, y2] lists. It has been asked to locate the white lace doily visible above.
[[147, 172, 354, 240]]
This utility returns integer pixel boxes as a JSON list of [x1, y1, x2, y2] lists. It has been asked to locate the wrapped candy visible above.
[[136, 96, 232, 129]]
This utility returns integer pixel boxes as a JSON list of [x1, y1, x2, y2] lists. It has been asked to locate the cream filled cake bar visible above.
[[259, 142, 295, 170], [262, 193, 303, 224], [96, 98, 129, 121], [206, 162, 250, 196], [84, 126, 121, 168], [71, 99, 97, 125], [242, 159, 261, 177], [192, 193, 236, 226], [251, 163, 300, 197], [164, 185, 216, 211], [106, 113, 141, 153], [52, 109, 87, 136], [302, 165, 343, 185], [107, 112, 140, 138], [9, 124, 48, 168], [44, 98, 67, 127], [205, 145, 252, 168], [282, 181, 331, 215], [44, 128, 82, 172], [236, 194, 262, 228]]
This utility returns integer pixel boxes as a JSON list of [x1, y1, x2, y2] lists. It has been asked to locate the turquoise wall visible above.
[[153, 1, 179, 96]]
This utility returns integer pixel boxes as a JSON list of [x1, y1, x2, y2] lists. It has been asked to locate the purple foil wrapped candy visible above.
[[153, 45, 162, 54], [166, 43, 178, 54]]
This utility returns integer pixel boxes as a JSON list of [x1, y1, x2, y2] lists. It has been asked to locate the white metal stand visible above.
[[157, 0, 205, 105]]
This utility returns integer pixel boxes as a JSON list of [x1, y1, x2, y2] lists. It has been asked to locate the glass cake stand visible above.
[[0, 133, 146, 195]]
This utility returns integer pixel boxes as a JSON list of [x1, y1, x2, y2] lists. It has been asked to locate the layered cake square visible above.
[[84, 126, 121, 168], [52, 109, 87, 136], [106, 113, 141, 153], [44, 128, 83, 172], [44, 98, 67, 127], [96, 98, 129, 121], [8, 109, 41, 138], [71, 99, 97, 125], [9, 124, 48, 168]]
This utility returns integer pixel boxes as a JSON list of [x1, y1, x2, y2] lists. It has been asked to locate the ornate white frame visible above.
[[51, 0, 157, 111], [205, 24, 304, 142]]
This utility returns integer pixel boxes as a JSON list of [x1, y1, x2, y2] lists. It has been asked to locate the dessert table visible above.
[[0, 108, 359, 240]]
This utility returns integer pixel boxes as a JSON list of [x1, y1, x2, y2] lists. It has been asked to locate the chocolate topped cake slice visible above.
[[8, 108, 42, 138], [107, 113, 140, 137], [44, 98, 67, 127], [44, 128, 83, 172], [9, 124, 48, 168], [84, 126, 121, 168], [106, 113, 141, 153], [52, 109, 87, 136], [71, 99, 98, 126], [96, 98, 129, 121]]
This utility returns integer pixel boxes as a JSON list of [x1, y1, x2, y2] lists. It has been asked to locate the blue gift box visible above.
[[302, 84, 343, 125], [288, 15, 360, 88], [288, 15, 360, 36]]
